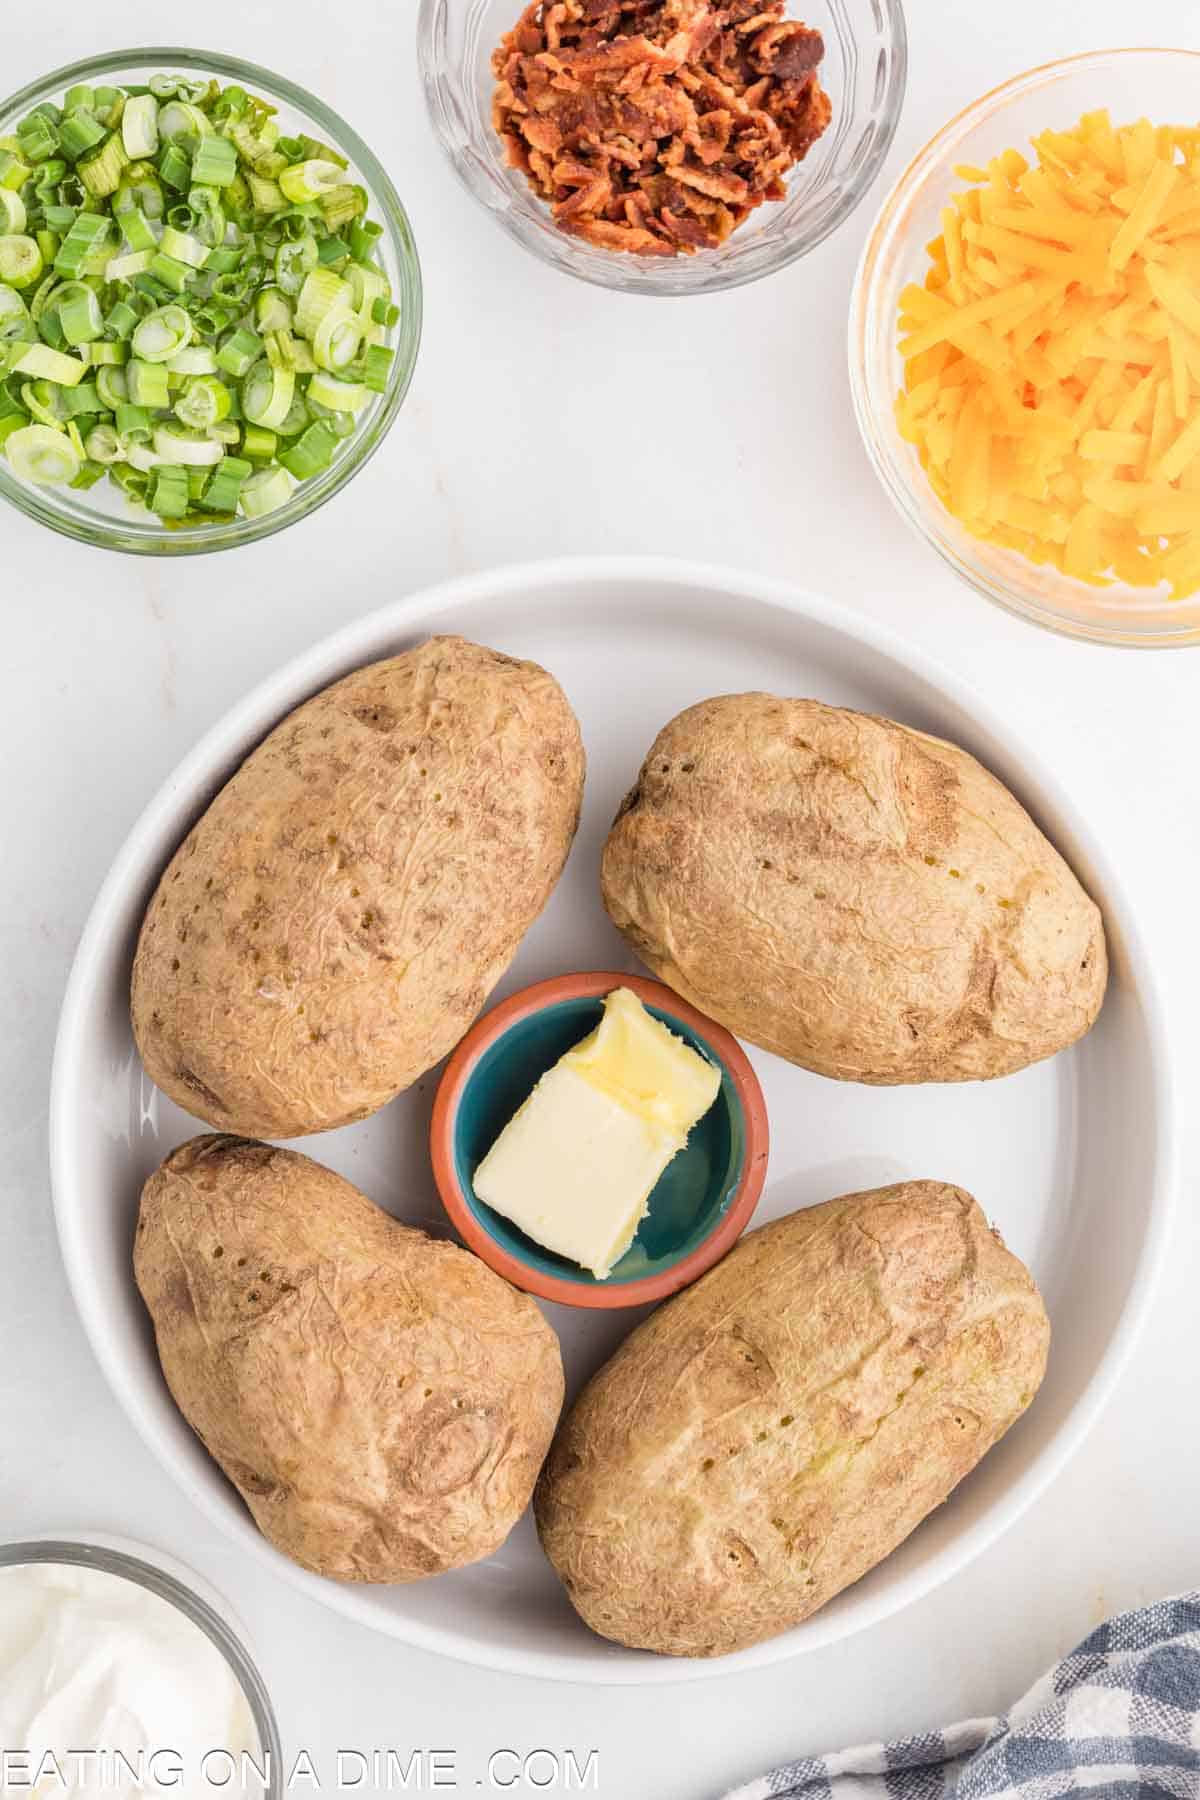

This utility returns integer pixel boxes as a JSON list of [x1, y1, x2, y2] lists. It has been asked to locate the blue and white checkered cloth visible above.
[[724, 1594, 1200, 1800]]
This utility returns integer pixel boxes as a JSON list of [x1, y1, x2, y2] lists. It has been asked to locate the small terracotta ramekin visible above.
[[430, 971, 769, 1309]]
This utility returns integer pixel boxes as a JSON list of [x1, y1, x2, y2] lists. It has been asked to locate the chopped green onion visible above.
[[19, 378, 63, 426], [109, 459, 149, 497], [295, 266, 350, 338], [0, 191, 27, 234], [253, 285, 292, 332], [77, 133, 128, 197], [316, 235, 350, 266], [94, 86, 125, 127], [190, 134, 236, 187], [265, 329, 316, 374], [312, 306, 363, 371], [216, 326, 262, 378], [66, 455, 104, 489], [56, 285, 103, 346], [278, 417, 337, 478], [241, 359, 294, 428], [5, 420, 81, 482], [149, 460, 190, 515], [9, 340, 86, 384], [0, 149, 33, 192], [277, 159, 345, 204], [105, 248, 153, 281], [158, 144, 191, 191], [159, 225, 209, 269], [240, 424, 276, 459], [348, 218, 382, 262], [343, 261, 387, 315], [84, 340, 127, 366], [274, 390, 310, 438], [115, 400, 151, 440], [115, 163, 165, 220], [319, 185, 364, 232], [211, 85, 248, 121], [158, 101, 211, 148], [126, 358, 170, 407], [53, 210, 108, 277], [0, 235, 44, 288], [95, 364, 128, 408], [148, 250, 195, 293], [0, 283, 29, 338], [104, 298, 139, 339], [274, 234, 318, 294], [199, 452, 251, 511], [167, 345, 218, 376], [306, 370, 369, 414], [58, 379, 100, 417], [151, 423, 224, 465], [63, 85, 95, 115], [125, 438, 162, 472], [84, 420, 123, 462], [122, 94, 159, 159], [360, 343, 394, 393], [122, 207, 158, 252], [239, 462, 293, 516], [17, 113, 59, 165], [246, 173, 285, 213], [59, 110, 107, 161], [173, 372, 230, 429], [131, 303, 193, 362], [371, 297, 400, 328]]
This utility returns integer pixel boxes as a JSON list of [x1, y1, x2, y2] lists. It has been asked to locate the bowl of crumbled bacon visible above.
[[417, 0, 907, 293]]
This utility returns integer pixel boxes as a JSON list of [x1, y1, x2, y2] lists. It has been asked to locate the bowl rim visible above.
[[0, 46, 422, 556], [430, 970, 771, 1308], [416, 0, 909, 297], [848, 45, 1200, 647], [48, 554, 1178, 1683]]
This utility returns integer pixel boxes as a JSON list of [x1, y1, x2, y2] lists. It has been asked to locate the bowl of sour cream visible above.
[[0, 1537, 281, 1798]]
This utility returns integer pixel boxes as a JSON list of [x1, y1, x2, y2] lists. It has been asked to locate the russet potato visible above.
[[535, 1181, 1049, 1657], [136, 1135, 565, 1583], [602, 694, 1106, 1083], [132, 635, 585, 1137]]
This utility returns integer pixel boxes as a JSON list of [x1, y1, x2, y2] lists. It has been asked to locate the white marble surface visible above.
[[3, 4, 1200, 1795]]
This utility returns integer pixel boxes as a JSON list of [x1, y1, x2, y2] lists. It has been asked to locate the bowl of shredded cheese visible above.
[[850, 48, 1200, 646]]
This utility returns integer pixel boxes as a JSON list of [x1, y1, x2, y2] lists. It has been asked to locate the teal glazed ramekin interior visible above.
[[453, 994, 745, 1290]]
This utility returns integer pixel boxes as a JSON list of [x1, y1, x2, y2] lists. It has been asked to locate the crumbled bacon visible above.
[[492, 0, 830, 256]]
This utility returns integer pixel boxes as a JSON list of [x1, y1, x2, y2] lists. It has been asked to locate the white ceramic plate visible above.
[[50, 558, 1175, 1684]]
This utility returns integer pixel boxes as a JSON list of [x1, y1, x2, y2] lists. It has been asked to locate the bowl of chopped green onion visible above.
[[0, 49, 421, 553]]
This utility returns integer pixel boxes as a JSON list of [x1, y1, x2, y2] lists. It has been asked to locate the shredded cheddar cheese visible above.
[[895, 110, 1200, 600]]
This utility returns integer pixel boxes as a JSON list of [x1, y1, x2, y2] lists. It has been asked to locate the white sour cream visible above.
[[0, 1561, 262, 1797]]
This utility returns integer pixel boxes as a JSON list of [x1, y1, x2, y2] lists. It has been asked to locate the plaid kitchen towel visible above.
[[724, 1593, 1200, 1800]]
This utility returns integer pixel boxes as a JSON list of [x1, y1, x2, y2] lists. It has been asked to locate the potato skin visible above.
[[601, 695, 1106, 1083], [535, 1181, 1048, 1657], [132, 636, 585, 1137], [135, 1136, 564, 1583]]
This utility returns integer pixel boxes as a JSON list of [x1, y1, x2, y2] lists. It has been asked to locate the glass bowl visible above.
[[0, 1535, 282, 1793], [850, 48, 1200, 647], [417, 0, 907, 296], [0, 49, 422, 556]]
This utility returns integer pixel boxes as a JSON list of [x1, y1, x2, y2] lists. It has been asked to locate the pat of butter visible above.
[[473, 987, 721, 1279]]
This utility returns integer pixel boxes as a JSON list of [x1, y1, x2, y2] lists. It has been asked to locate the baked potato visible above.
[[535, 1180, 1049, 1657], [135, 1135, 564, 1583], [602, 694, 1105, 1083], [132, 635, 585, 1137]]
